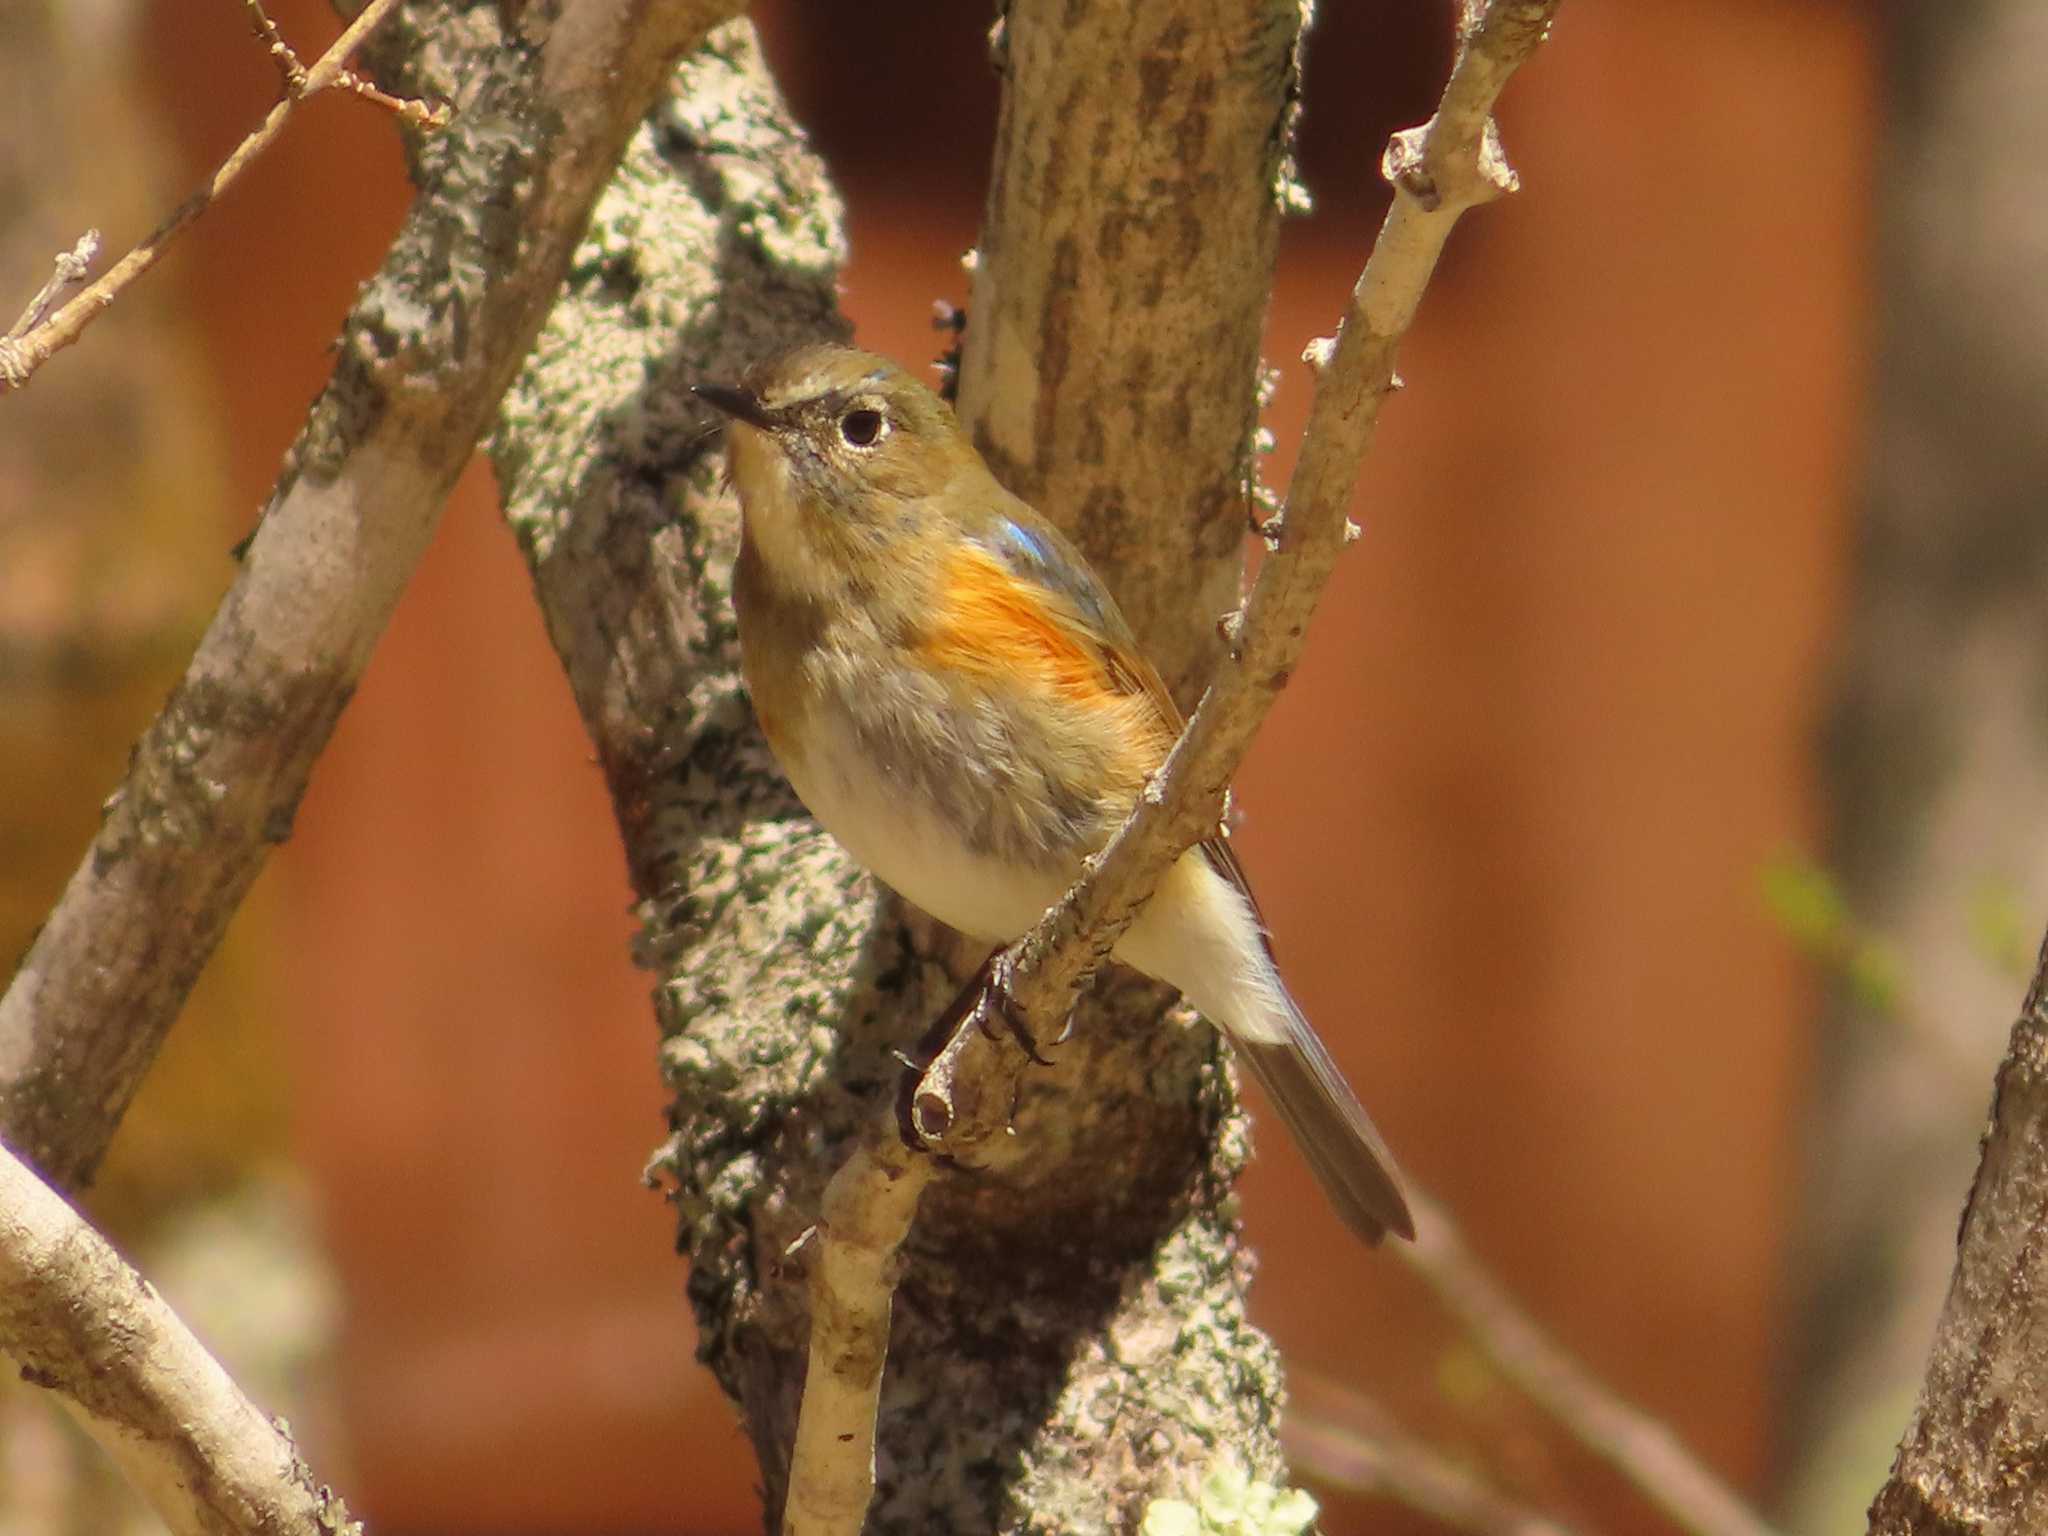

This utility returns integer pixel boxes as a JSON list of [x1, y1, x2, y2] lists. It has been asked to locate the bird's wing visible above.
[[975, 507, 1185, 726], [978, 506, 1412, 1245], [974, 507, 1272, 939]]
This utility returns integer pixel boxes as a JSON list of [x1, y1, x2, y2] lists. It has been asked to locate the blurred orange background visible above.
[[6, 1, 1875, 1531]]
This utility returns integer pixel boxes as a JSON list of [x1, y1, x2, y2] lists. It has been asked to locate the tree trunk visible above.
[[361, 6, 1315, 1528], [1865, 942, 2048, 1532]]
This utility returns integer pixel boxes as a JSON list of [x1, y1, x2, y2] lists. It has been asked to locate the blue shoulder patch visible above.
[[988, 515, 1117, 634], [992, 515, 1055, 573]]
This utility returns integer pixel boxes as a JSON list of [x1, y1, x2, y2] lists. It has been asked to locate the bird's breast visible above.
[[735, 536, 1160, 942], [774, 695, 1068, 943]]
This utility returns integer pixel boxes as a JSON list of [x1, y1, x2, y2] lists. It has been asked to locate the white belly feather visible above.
[[781, 712, 1290, 1046]]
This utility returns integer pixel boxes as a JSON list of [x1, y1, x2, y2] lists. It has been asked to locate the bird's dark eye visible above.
[[839, 408, 885, 447]]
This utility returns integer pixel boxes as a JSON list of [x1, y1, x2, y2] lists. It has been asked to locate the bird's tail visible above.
[[1232, 1002, 1416, 1245], [1113, 845, 1416, 1243]]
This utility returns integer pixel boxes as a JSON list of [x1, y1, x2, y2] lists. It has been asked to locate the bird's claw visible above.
[[969, 955, 1052, 1065], [894, 953, 1059, 1148]]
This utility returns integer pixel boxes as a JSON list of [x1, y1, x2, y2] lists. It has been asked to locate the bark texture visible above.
[[0, 1146, 351, 1536], [1789, 3, 2048, 1523], [458, 13, 1311, 1532], [1866, 942, 2048, 1534], [958, 0, 1306, 698]]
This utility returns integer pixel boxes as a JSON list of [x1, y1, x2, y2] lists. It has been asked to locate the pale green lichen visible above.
[[1268, 0, 1316, 218], [1242, 361, 1285, 536], [1142, 1458, 1318, 1536], [497, 21, 845, 563], [661, 24, 847, 277]]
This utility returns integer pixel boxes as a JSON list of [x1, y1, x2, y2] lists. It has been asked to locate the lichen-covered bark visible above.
[[469, 17, 1301, 1534]]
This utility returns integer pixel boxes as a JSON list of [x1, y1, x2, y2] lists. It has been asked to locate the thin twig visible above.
[[332, 67, 452, 128], [0, 0, 435, 392], [1285, 1370, 1583, 1536], [781, 1138, 933, 1536], [1398, 1192, 1784, 1536], [0, 1139, 356, 1536], [242, 0, 305, 91], [4, 231, 99, 340]]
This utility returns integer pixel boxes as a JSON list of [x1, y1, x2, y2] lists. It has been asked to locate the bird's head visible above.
[[695, 344, 982, 601]]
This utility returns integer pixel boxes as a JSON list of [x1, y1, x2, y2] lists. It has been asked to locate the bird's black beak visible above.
[[692, 381, 773, 430]]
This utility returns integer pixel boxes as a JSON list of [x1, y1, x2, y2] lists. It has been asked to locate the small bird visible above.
[[694, 344, 1415, 1244]]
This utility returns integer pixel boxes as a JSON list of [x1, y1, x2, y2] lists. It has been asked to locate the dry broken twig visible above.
[[0, 0, 443, 392], [778, 5, 1564, 1534], [0, 1138, 356, 1536], [4, 231, 99, 343]]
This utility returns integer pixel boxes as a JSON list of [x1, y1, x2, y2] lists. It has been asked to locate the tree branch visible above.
[[0, 0, 746, 1190], [483, 14, 1302, 1529], [781, 1138, 932, 1536], [1866, 926, 2048, 1534], [0, 0, 440, 393], [0, 1138, 355, 1536], [955, 0, 1308, 695]]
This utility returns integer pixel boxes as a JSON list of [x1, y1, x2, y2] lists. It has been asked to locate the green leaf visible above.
[[1759, 850, 1849, 952], [1843, 939, 1903, 1017]]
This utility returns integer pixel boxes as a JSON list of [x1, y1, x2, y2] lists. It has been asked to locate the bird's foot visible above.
[[968, 952, 1053, 1065]]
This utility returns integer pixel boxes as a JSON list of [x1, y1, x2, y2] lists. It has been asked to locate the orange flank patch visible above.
[[922, 547, 1112, 704], [918, 547, 1181, 788]]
